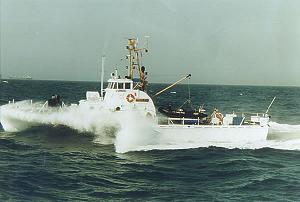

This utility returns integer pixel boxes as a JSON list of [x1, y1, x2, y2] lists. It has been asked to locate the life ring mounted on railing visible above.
[[126, 93, 136, 103]]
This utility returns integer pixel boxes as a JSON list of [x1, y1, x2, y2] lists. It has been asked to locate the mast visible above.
[[126, 39, 135, 79], [126, 38, 149, 80]]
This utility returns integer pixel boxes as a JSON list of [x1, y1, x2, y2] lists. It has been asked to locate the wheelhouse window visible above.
[[113, 82, 117, 89], [118, 83, 124, 89], [108, 82, 131, 89], [125, 83, 131, 89]]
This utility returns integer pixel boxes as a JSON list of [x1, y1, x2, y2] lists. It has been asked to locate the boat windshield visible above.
[[118, 83, 124, 89], [125, 82, 131, 89], [107, 82, 132, 90]]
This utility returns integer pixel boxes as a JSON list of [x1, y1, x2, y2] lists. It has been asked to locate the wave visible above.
[[0, 101, 119, 144], [269, 121, 300, 137], [1, 101, 300, 153]]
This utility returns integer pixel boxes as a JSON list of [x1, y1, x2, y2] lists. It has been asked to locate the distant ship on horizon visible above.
[[8, 75, 32, 80]]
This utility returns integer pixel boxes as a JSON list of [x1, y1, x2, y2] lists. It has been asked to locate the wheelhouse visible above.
[[106, 79, 133, 90]]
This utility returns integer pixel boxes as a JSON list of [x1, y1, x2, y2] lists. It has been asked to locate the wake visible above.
[[1, 101, 300, 153]]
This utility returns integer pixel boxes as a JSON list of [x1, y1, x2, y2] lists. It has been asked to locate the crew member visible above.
[[140, 66, 147, 91], [211, 108, 223, 125]]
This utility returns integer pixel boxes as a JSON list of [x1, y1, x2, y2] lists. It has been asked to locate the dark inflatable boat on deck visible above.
[[158, 104, 210, 125]]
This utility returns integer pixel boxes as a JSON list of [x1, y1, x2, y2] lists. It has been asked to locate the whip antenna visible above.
[[100, 55, 106, 98], [265, 96, 276, 114]]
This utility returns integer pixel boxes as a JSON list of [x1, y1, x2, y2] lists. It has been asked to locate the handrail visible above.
[[235, 112, 266, 115], [168, 117, 200, 121], [168, 117, 200, 125], [167, 114, 268, 126]]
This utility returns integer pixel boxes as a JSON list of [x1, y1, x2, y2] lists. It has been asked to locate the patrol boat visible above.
[[1, 38, 273, 144]]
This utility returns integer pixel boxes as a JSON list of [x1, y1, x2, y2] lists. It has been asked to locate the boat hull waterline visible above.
[[1, 103, 269, 145]]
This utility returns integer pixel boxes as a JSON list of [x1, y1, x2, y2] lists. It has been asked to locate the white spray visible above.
[[0, 101, 120, 144]]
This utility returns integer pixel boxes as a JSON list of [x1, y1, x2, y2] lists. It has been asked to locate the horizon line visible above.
[[3, 78, 300, 88]]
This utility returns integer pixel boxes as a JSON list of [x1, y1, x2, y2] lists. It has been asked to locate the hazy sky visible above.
[[1, 0, 300, 86]]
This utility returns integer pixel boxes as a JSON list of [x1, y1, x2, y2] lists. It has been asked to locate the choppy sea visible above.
[[0, 80, 299, 201]]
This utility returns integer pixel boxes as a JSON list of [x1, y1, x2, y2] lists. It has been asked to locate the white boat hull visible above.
[[158, 125, 269, 143], [1, 107, 269, 143]]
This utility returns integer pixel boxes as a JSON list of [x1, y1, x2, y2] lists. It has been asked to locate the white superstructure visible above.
[[77, 38, 156, 118], [78, 77, 156, 119]]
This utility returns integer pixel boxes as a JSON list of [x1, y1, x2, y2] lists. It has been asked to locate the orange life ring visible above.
[[126, 93, 135, 103]]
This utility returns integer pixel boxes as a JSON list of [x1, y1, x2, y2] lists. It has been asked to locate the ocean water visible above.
[[0, 80, 299, 201]]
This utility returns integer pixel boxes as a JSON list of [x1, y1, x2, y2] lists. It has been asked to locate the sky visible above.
[[1, 0, 300, 86]]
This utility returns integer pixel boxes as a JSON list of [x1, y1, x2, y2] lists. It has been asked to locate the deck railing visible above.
[[7, 99, 66, 113], [168, 117, 203, 125], [167, 112, 268, 126]]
